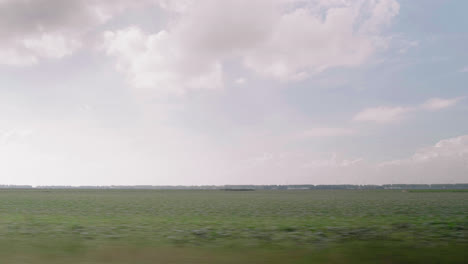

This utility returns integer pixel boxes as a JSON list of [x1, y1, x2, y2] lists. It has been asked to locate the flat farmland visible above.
[[0, 189, 466, 263]]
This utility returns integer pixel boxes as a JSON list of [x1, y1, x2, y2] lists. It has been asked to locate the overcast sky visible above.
[[1, 0, 467, 186]]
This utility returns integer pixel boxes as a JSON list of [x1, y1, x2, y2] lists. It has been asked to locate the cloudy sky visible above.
[[1, 0, 467, 186]]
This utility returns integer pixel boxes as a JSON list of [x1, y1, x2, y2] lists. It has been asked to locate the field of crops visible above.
[[0, 189, 466, 263]]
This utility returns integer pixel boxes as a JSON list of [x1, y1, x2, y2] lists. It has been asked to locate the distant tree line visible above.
[[1, 184, 467, 190], [222, 184, 468, 190]]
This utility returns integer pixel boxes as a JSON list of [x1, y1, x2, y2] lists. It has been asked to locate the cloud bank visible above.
[[104, 0, 400, 94], [244, 135, 468, 184]]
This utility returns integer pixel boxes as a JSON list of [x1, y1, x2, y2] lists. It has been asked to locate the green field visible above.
[[0, 189, 466, 263]]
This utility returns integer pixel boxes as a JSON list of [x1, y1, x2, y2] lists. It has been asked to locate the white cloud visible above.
[[243, 0, 400, 80], [353, 106, 412, 123], [377, 135, 468, 183], [381, 135, 468, 165], [421, 97, 464, 111], [105, 0, 400, 93], [243, 134, 468, 184], [104, 27, 224, 94], [354, 96, 464, 124], [0, 0, 153, 66], [459, 66, 468, 73], [22, 33, 82, 59]]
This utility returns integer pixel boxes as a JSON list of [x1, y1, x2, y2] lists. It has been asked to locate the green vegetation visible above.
[[408, 189, 468, 193], [0, 189, 466, 263]]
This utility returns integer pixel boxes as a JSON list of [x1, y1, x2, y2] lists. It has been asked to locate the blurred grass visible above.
[[1, 242, 466, 264], [0, 189, 466, 263]]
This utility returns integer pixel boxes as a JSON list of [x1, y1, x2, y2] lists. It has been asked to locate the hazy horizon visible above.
[[1, 0, 467, 186]]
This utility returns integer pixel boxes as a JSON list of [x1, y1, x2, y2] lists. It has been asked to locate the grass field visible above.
[[0, 189, 466, 263]]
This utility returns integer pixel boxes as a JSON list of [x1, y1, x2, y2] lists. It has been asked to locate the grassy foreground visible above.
[[0, 189, 466, 263]]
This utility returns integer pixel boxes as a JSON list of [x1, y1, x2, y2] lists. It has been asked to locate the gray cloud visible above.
[[0, 0, 153, 65]]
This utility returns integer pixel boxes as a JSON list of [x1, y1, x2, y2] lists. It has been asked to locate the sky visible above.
[[0, 0, 467, 186]]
